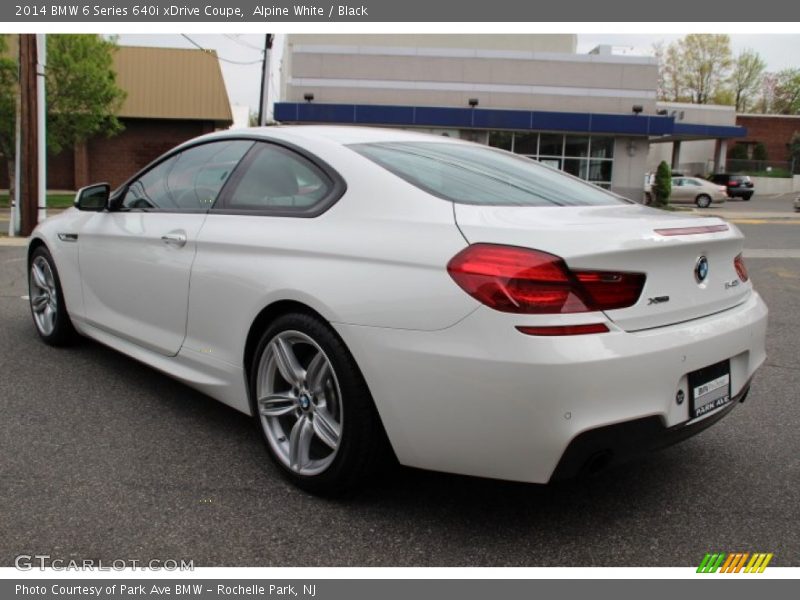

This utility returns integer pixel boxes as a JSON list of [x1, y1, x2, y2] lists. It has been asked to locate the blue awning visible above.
[[274, 102, 746, 139]]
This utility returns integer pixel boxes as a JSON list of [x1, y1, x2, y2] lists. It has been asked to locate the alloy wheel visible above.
[[30, 256, 58, 336], [255, 330, 343, 476]]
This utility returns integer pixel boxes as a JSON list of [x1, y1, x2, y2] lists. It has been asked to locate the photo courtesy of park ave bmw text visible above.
[[0, 0, 799, 596]]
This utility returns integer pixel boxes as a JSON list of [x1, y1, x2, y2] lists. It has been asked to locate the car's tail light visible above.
[[728, 180, 739, 187], [447, 244, 646, 314], [734, 253, 749, 282]]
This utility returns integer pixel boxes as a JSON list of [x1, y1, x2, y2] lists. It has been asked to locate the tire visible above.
[[28, 246, 78, 346], [249, 312, 391, 495], [643, 192, 653, 206], [743, 194, 753, 201], [695, 194, 712, 208]]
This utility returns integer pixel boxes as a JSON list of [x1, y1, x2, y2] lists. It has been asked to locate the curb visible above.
[[694, 211, 800, 221], [0, 237, 29, 247]]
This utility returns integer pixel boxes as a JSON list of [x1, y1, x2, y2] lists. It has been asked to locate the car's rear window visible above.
[[350, 141, 628, 207]]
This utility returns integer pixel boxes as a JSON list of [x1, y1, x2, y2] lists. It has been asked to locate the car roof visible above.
[[195, 125, 464, 148]]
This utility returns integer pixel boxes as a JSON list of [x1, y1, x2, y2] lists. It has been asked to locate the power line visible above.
[[223, 34, 265, 53], [179, 34, 263, 65]]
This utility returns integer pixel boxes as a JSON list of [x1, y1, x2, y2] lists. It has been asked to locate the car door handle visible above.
[[161, 232, 187, 247]]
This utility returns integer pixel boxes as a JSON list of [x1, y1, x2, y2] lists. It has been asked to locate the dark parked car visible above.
[[709, 173, 755, 200]]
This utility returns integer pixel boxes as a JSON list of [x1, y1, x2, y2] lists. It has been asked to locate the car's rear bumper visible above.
[[727, 188, 754, 198], [336, 292, 768, 484], [550, 382, 750, 480]]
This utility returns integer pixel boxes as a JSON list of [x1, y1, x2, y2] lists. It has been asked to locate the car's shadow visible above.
[[7, 315, 746, 566]]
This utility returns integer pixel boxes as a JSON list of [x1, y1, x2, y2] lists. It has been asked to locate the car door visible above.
[[183, 141, 343, 366], [671, 177, 689, 202], [78, 140, 253, 356]]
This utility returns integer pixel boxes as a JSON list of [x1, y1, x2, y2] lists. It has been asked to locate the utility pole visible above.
[[18, 34, 38, 237], [257, 34, 273, 126], [8, 75, 20, 237], [36, 34, 47, 224]]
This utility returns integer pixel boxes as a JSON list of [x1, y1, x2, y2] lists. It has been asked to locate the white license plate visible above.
[[689, 360, 732, 419]]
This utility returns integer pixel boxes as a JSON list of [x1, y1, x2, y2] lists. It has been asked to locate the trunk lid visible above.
[[453, 203, 751, 331]]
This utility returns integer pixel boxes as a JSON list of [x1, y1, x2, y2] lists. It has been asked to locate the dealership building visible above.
[[273, 34, 745, 201]]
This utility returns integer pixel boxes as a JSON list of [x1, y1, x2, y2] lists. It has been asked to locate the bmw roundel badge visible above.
[[695, 256, 709, 283]]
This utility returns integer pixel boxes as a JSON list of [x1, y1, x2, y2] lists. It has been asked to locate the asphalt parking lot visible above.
[[0, 219, 798, 567]]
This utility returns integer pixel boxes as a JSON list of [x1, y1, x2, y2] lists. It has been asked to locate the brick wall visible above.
[[733, 115, 800, 162], [84, 118, 216, 188], [1, 118, 217, 190]]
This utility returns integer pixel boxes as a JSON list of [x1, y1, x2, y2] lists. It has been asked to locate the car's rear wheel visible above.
[[28, 246, 77, 346], [743, 194, 753, 201], [250, 312, 390, 494], [695, 194, 712, 208]]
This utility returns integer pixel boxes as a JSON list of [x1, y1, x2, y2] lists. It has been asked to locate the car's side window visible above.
[[167, 141, 253, 210], [121, 155, 178, 210], [218, 143, 333, 213], [121, 140, 253, 211]]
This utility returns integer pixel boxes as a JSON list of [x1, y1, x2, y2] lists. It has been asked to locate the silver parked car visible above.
[[670, 176, 727, 208]]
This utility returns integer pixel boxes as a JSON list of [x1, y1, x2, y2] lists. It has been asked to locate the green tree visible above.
[[0, 35, 124, 222], [730, 49, 766, 113], [46, 34, 126, 154], [657, 34, 733, 105], [0, 35, 19, 207], [756, 72, 777, 113], [652, 161, 672, 208], [772, 68, 800, 115], [681, 34, 733, 104], [655, 41, 688, 102]]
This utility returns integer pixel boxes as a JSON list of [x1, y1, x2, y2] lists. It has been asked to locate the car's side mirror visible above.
[[74, 183, 110, 211]]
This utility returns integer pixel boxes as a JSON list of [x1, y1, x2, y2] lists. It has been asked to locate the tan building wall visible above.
[[286, 34, 578, 53], [613, 137, 650, 202], [283, 35, 658, 114]]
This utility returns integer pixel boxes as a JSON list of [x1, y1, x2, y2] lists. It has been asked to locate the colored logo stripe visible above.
[[745, 553, 773, 573], [697, 552, 773, 573], [720, 553, 749, 573], [697, 553, 726, 573]]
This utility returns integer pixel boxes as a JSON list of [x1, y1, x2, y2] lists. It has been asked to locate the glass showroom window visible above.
[[488, 131, 614, 189]]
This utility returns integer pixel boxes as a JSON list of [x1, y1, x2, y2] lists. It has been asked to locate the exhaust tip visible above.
[[579, 449, 614, 478]]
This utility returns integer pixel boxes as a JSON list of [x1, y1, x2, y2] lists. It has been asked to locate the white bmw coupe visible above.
[[28, 126, 768, 493]]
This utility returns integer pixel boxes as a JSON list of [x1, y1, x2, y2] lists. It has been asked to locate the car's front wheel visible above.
[[250, 312, 390, 494], [28, 246, 77, 346], [695, 194, 712, 208]]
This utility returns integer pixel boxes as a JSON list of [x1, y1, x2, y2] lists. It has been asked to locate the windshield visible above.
[[350, 141, 628, 207]]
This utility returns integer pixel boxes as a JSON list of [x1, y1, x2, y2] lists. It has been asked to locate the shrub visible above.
[[729, 143, 748, 160], [652, 161, 672, 208]]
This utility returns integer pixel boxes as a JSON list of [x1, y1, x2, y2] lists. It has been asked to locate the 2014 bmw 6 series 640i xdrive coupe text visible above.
[[28, 126, 768, 493]]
